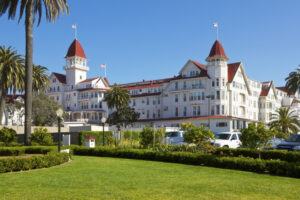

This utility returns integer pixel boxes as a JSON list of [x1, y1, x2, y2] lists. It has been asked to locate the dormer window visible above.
[[80, 75, 82, 80], [53, 78, 56, 83]]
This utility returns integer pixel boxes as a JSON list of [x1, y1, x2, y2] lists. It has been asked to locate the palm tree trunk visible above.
[[0, 88, 7, 125], [24, 2, 34, 146]]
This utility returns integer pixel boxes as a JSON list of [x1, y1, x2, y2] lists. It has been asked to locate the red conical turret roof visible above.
[[65, 39, 87, 59], [208, 40, 227, 57]]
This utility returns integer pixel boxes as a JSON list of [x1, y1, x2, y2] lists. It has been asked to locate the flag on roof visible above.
[[213, 22, 218, 27], [72, 24, 77, 29], [100, 64, 106, 68]]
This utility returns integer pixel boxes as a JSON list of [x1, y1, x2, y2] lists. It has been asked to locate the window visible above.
[[183, 93, 187, 102], [216, 122, 227, 127], [52, 78, 56, 83], [197, 106, 201, 116], [175, 94, 178, 102], [216, 78, 219, 87], [99, 102, 102, 108], [147, 97, 149, 105], [222, 78, 225, 86], [158, 109, 161, 118], [183, 81, 187, 89], [175, 82, 178, 90], [231, 134, 237, 140], [133, 99, 136, 106], [211, 106, 215, 115], [74, 93, 76, 96], [158, 97, 160, 104], [153, 97, 156, 105], [222, 105, 225, 115], [184, 107, 187, 117], [193, 106, 196, 116], [216, 91, 220, 100], [56, 96, 59, 101], [175, 107, 178, 117], [202, 92, 205, 100], [212, 80, 215, 87], [216, 105, 220, 115], [211, 92, 215, 100], [147, 110, 149, 118], [57, 86, 60, 91], [80, 75, 82, 80]]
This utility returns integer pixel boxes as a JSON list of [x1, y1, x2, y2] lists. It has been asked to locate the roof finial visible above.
[[72, 24, 77, 39], [213, 22, 218, 40]]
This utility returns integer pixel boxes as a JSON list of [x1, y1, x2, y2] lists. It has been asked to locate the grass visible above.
[[0, 156, 300, 200]]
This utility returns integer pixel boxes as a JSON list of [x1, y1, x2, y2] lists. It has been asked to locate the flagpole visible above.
[[216, 25, 218, 40], [75, 24, 77, 39], [105, 65, 107, 78]]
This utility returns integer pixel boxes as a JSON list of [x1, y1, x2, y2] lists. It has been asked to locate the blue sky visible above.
[[1, 0, 300, 86]]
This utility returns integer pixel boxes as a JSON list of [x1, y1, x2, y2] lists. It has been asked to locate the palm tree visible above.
[[0, 0, 69, 145], [0, 46, 25, 125], [33, 65, 49, 95], [285, 66, 300, 94], [104, 85, 131, 111], [269, 107, 300, 138]]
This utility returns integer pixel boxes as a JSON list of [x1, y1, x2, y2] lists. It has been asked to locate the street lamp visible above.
[[56, 108, 64, 152], [206, 95, 212, 130], [101, 116, 106, 146]]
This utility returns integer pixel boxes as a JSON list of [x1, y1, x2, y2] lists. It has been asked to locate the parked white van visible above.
[[164, 131, 187, 145], [211, 132, 242, 148]]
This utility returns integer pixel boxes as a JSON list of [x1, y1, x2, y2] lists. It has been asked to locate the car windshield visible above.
[[285, 135, 300, 143], [165, 132, 179, 137], [214, 133, 231, 140]]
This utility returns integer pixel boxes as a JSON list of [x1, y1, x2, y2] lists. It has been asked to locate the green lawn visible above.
[[1, 156, 300, 200]]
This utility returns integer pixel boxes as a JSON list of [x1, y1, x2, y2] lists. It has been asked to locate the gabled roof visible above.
[[276, 87, 288, 93], [120, 78, 172, 89], [79, 77, 99, 83], [260, 86, 271, 96], [208, 40, 227, 57], [53, 73, 66, 84], [65, 39, 87, 59], [227, 62, 241, 83]]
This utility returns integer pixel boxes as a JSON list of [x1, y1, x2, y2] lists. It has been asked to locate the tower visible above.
[[205, 40, 229, 116], [64, 39, 89, 86]]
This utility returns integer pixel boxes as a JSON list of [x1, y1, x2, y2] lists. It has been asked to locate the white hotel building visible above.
[[47, 39, 300, 133]]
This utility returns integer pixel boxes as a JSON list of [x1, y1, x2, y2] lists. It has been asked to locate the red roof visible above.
[[104, 78, 110, 86], [53, 73, 66, 84], [123, 83, 164, 90], [208, 40, 227, 57], [260, 86, 271, 96], [77, 88, 110, 92], [276, 87, 288, 93], [85, 136, 95, 140], [191, 60, 207, 70], [65, 39, 87, 59], [227, 62, 241, 83], [79, 77, 99, 83]]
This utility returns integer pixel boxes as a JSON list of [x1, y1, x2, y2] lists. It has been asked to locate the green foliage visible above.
[[139, 126, 165, 147], [183, 125, 214, 152], [32, 93, 64, 126], [0, 127, 17, 145], [72, 146, 300, 178], [78, 131, 115, 146], [123, 131, 141, 141], [0, 146, 56, 156], [240, 123, 274, 149], [0, 152, 69, 173], [107, 106, 140, 130], [269, 107, 300, 138], [30, 127, 53, 146], [285, 66, 300, 94], [104, 85, 131, 110], [180, 122, 196, 130]]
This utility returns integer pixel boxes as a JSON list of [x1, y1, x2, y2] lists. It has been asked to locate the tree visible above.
[[240, 123, 274, 150], [107, 106, 140, 131], [183, 125, 214, 145], [30, 127, 53, 146], [32, 93, 63, 126], [269, 107, 300, 138], [140, 126, 165, 147], [285, 66, 300, 94], [105, 85, 131, 111], [32, 65, 49, 95], [180, 122, 196, 130], [0, 46, 24, 125], [0, 0, 69, 145], [0, 127, 17, 145]]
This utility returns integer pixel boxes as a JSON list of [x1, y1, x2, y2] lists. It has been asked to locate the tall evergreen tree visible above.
[[0, 0, 69, 145], [285, 66, 300, 94]]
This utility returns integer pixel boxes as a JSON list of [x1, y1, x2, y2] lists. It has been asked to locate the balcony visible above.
[[171, 84, 205, 92]]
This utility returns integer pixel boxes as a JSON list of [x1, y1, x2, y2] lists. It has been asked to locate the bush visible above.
[[72, 146, 300, 178], [0, 146, 56, 156], [0, 127, 17, 145], [78, 131, 115, 146], [30, 127, 53, 146], [123, 131, 140, 141], [140, 126, 165, 147], [0, 152, 69, 173]]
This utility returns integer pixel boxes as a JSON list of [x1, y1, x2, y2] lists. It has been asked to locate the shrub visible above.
[[123, 131, 141, 141], [140, 126, 165, 147], [0, 127, 17, 145], [78, 131, 115, 146], [30, 127, 53, 146], [72, 146, 300, 178], [0, 152, 69, 173]]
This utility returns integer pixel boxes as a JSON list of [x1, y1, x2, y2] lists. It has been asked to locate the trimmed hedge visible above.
[[78, 131, 115, 146], [0, 152, 69, 173], [73, 147, 300, 178], [0, 146, 56, 156], [152, 145, 300, 163]]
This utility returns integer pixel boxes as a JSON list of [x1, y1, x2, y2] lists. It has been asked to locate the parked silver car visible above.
[[164, 131, 187, 145]]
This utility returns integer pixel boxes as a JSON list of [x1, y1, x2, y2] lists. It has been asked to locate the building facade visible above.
[[47, 39, 300, 133]]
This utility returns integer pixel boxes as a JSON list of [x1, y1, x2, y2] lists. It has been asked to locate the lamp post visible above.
[[206, 95, 212, 130], [101, 116, 106, 146], [56, 108, 64, 152]]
